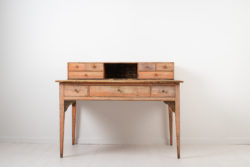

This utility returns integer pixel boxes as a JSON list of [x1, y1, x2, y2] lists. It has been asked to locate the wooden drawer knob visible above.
[[93, 65, 96, 68], [84, 74, 88, 77], [117, 88, 121, 92], [74, 89, 79, 93], [162, 90, 167, 93], [75, 65, 79, 68]]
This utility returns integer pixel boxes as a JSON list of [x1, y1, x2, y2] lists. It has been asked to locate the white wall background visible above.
[[0, 0, 249, 144]]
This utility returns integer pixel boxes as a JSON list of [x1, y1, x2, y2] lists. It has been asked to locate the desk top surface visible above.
[[56, 79, 183, 84]]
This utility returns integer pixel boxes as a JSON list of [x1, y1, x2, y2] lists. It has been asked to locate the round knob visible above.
[[117, 88, 121, 92], [162, 90, 168, 94], [163, 65, 167, 69], [75, 65, 79, 68], [84, 74, 88, 77], [74, 89, 79, 93], [154, 73, 158, 76], [93, 65, 96, 68]]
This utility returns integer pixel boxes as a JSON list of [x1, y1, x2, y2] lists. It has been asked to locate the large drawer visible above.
[[64, 84, 88, 97], [151, 86, 176, 97], [90, 86, 150, 97]]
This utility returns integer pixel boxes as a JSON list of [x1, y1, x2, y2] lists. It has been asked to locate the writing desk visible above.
[[56, 62, 183, 158]]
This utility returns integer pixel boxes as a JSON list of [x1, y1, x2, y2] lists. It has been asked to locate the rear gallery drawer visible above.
[[68, 63, 103, 72], [68, 72, 104, 79], [156, 63, 174, 71], [138, 72, 174, 79]]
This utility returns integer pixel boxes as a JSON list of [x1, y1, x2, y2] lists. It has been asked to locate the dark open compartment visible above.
[[104, 63, 138, 79]]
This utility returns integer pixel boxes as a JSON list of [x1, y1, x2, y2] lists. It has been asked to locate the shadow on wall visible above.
[[75, 100, 170, 145]]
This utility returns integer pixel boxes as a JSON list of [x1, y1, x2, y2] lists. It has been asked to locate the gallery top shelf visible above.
[[67, 62, 175, 80]]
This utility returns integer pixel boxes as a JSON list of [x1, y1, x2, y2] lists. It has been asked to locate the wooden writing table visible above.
[[56, 62, 183, 158], [56, 79, 183, 158]]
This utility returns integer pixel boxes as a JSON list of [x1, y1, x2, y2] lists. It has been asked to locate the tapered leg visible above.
[[59, 84, 65, 158], [168, 107, 173, 146], [72, 102, 76, 145], [175, 84, 180, 159]]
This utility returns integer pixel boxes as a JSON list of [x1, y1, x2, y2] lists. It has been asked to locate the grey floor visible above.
[[0, 143, 250, 167]]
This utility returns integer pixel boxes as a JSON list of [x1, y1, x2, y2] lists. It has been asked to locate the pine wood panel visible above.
[[63, 96, 176, 101], [64, 85, 88, 97], [151, 86, 176, 97], [90, 86, 150, 97], [138, 72, 174, 79], [68, 72, 104, 79], [56, 79, 183, 84]]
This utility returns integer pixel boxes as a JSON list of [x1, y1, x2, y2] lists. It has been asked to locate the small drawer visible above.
[[84, 63, 103, 71], [138, 72, 174, 79], [64, 85, 88, 97], [68, 63, 103, 72], [68, 72, 104, 79], [138, 63, 155, 71], [68, 63, 86, 71], [156, 63, 174, 71], [90, 86, 150, 97], [151, 86, 176, 97]]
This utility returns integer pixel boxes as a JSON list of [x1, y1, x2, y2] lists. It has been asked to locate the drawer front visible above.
[[156, 63, 174, 71], [68, 63, 86, 71], [138, 63, 155, 71], [90, 86, 150, 97], [64, 85, 88, 97], [68, 72, 104, 79], [151, 86, 176, 97], [84, 63, 103, 71], [68, 63, 103, 72], [138, 72, 174, 79]]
